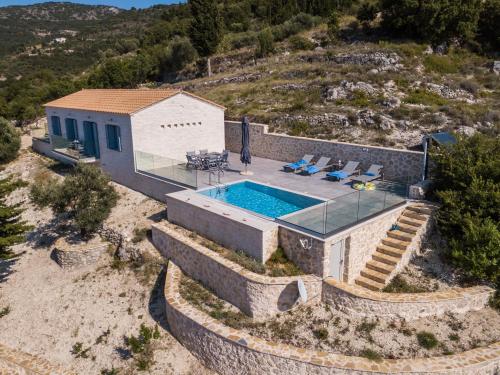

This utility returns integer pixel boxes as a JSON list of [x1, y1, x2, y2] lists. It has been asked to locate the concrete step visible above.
[[367, 259, 394, 275], [402, 210, 427, 222], [396, 221, 419, 234], [399, 215, 425, 227], [407, 205, 433, 216], [377, 243, 406, 257], [387, 229, 414, 242], [361, 268, 388, 284], [373, 251, 400, 266], [355, 275, 384, 291], [382, 237, 411, 251]]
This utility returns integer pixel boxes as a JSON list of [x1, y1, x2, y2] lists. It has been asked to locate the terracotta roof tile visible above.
[[43, 88, 225, 115]]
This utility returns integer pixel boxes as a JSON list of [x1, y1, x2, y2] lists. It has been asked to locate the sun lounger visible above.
[[326, 161, 360, 181], [351, 164, 384, 184], [283, 154, 314, 172], [302, 156, 332, 175]]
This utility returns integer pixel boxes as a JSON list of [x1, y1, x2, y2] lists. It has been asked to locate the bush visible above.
[[476, 0, 500, 52], [416, 331, 439, 349], [360, 348, 382, 362], [0, 117, 20, 164], [160, 36, 198, 74], [357, 2, 378, 22], [30, 164, 118, 237], [405, 90, 448, 106], [327, 10, 339, 41], [313, 327, 328, 340], [423, 55, 460, 74], [256, 28, 275, 57], [288, 35, 314, 51], [431, 134, 500, 287]]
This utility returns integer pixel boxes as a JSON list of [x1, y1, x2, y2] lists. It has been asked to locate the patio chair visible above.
[[301, 156, 332, 175], [351, 164, 384, 184], [326, 161, 360, 181], [198, 149, 208, 155], [186, 153, 202, 169], [220, 150, 229, 169], [283, 154, 314, 172]]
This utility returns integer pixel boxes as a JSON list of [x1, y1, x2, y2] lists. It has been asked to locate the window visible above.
[[65, 118, 78, 141], [105, 124, 121, 151], [51, 116, 61, 136]]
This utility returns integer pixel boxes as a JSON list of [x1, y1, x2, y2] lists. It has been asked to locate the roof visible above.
[[43, 89, 226, 115], [428, 132, 457, 145]]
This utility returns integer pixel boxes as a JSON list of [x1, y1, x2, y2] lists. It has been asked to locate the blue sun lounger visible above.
[[283, 154, 314, 172], [326, 161, 360, 181], [302, 157, 332, 175]]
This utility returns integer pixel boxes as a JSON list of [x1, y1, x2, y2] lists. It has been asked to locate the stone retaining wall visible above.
[[0, 343, 75, 375], [225, 121, 424, 180], [152, 223, 322, 318], [323, 279, 494, 320], [52, 238, 108, 269], [165, 261, 500, 375]]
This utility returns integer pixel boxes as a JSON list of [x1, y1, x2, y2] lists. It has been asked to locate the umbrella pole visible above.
[[240, 163, 254, 176]]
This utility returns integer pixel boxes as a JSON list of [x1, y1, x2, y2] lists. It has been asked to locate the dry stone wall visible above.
[[165, 261, 500, 375], [225, 121, 424, 179], [152, 223, 322, 318], [323, 279, 494, 320], [52, 238, 107, 269]]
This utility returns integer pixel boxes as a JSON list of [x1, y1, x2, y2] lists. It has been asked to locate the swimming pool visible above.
[[198, 181, 324, 219]]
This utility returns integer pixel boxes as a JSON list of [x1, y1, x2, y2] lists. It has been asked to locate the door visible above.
[[83, 121, 100, 158], [65, 118, 78, 141], [329, 240, 344, 280]]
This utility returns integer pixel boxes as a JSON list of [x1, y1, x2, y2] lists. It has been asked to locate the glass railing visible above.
[[134, 150, 198, 189], [278, 178, 414, 237], [50, 135, 89, 160]]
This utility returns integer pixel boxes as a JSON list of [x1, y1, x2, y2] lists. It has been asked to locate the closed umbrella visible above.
[[240, 116, 253, 176]]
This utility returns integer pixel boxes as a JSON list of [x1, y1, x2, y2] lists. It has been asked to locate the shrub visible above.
[[0, 117, 20, 164], [132, 227, 150, 243], [360, 348, 382, 362], [417, 331, 439, 349], [288, 35, 314, 51], [313, 327, 328, 340], [405, 89, 448, 106], [383, 275, 429, 293], [160, 36, 198, 74], [256, 28, 274, 57], [30, 164, 118, 237], [459, 80, 480, 94], [357, 2, 378, 22], [126, 324, 161, 371], [476, 0, 500, 52], [431, 134, 499, 286], [287, 120, 309, 136], [423, 55, 459, 74], [327, 10, 340, 40]]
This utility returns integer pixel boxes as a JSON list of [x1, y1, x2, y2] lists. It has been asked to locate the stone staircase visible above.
[[355, 204, 434, 291]]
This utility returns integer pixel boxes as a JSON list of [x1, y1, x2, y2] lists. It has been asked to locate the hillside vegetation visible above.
[[0, 0, 498, 149]]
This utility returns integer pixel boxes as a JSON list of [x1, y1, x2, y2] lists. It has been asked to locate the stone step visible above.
[[366, 259, 394, 275], [387, 229, 414, 242], [372, 250, 400, 266], [396, 221, 419, 234], [361, 268, 388, 284], [407, 205, 433, 216], [355, 275, 384, 291], [402, 210, 427, 222], [399, 216, 425, 227], [382, 237, 411, 251], [377, 243, 406, 257]]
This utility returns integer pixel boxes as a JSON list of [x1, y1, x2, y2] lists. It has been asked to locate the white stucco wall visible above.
[[131, 93, 226, 161]]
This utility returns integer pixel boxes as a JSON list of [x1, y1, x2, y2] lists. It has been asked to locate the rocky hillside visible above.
[[173, 28, 499, 149]]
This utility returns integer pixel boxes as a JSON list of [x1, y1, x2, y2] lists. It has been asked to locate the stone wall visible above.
[[165, 261, 500, 375], [322, 279, 495, 320], [165, 189, 279, 263], [52, 238, 108, 269], [152, 223, 322, 318], [225, 121, 424, 179]]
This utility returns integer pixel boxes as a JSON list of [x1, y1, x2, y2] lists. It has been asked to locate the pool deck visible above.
[[196, 152, 354, 200]]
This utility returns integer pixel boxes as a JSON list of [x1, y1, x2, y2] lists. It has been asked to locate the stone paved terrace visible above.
[[197, 152, 358, 200]]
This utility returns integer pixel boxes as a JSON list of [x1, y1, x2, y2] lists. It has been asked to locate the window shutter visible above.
[[51, 116, 61, 136]]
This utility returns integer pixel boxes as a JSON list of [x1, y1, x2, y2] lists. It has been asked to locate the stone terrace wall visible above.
[[52, 238, 108, 269], [323, 279, 494, 320], [165, 261, 500, 375], [152, 223, 322, 318], [225, 121, 424, 179]]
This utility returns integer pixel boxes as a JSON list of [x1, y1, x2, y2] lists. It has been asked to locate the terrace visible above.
[[135, 150, 417, 237]]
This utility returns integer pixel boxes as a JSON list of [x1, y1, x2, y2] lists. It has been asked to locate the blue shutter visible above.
[[51, 116, 61, 136], [106, 124, 121, 151], [65, 119, 78, 141]]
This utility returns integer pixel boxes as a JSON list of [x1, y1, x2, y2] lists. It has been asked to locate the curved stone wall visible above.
[[165, 261, 500, 375], [323, 279, 494, 320], [52, 238, 108, 269], [152, 223, 322, 318]]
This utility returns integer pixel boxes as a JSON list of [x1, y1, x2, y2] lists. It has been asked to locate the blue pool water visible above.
[[199, 181, 324, 219]]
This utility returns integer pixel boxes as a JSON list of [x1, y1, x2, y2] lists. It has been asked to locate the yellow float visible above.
[[353, 182, 376, 191]]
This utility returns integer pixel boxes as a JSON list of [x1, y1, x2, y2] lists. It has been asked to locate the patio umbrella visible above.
[[240, 116, 253, 175]]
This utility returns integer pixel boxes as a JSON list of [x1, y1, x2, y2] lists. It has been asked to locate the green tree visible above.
[[476, 0, 500, 52], [357, 2, 378, 22], [256, 28, 275, 57], [188, 0, 223, 76], [160, 37, 198, 78], [0, 177, 32, 259], [327, 9, 340, 41], [379, 0, 482, 44], [0, 117, 21, 164], [431, 133, 500, 286], [30, 164, 118, 238]]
